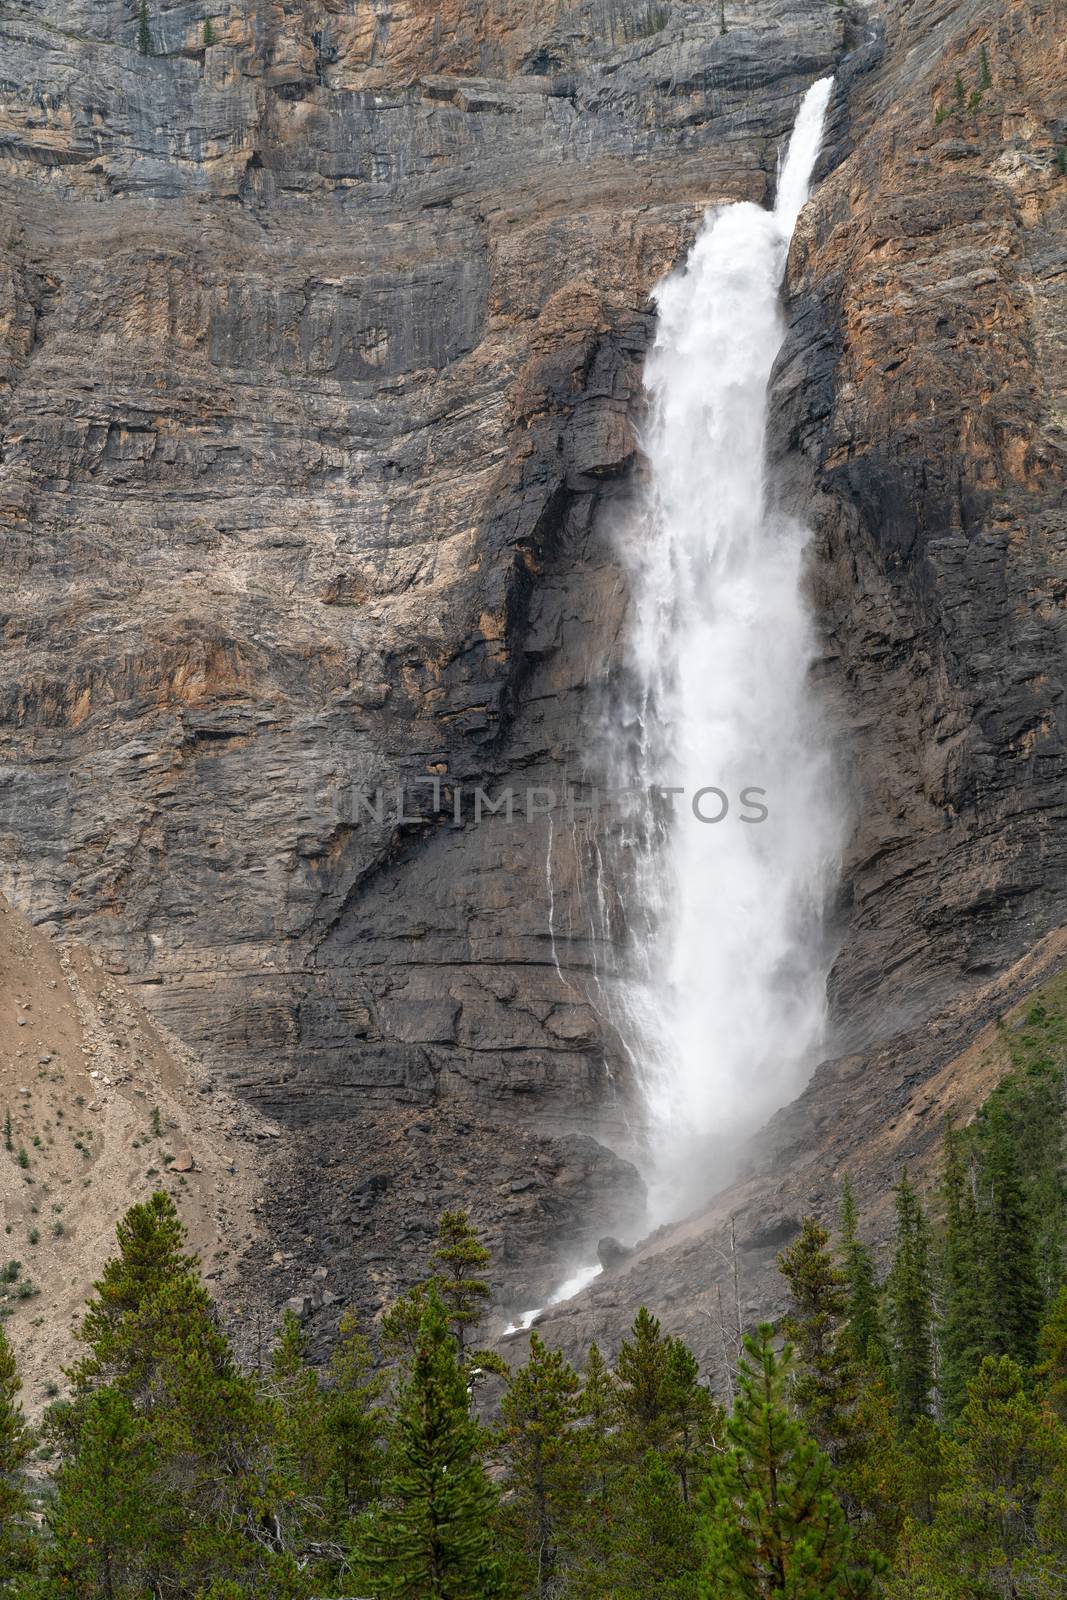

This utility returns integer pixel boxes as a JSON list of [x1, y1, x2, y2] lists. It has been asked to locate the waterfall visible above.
[[608, 77, 841, 1218]]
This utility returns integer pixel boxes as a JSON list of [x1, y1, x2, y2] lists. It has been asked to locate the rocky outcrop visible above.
[[0, 0, 844, 1144], [1, 0, 1064, 1351], [778, 0, 1067, 1044], [527, 0, 1067, 1367]]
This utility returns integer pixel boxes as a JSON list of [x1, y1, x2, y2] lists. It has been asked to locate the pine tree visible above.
[[0, 1325, 33, 1583], [583, 1450, 700, 1600], [663, 1335, 721, 1505], [698, 1325, 876, 1600], [269, 1309, 333, 1563], [1037, 1285, 1067, 1425], [73, 1189, 198, 1391], [429, 1210, 492, 1354], [613, 1306, 676, 1459], [137, 0, 151, 54], [839, 1176, 888, 1371], [497, 1332, 585, 1597], [889, 1357, 1067, 1598], [981, 1108, 1044, 1367], [611, 1307, 719, 1503], [778, 1217, 856, 1461], [888, 1172, 934, 1429], [579, 1340, 615, 1500], [54, 1194, 288, 1597], [381, 1280, 430, 1363], [46, 1386, 170, 1597], [940, 1124, 986, 1416], [325, 1306, 384, 1509], [363, 1287, 503, 1598]]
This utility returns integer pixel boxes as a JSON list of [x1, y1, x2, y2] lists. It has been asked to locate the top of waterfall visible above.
[[773, 77, 834, 235]]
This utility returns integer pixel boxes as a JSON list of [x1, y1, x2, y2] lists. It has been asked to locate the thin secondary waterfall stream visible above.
[[504, 77, 838, 1335]]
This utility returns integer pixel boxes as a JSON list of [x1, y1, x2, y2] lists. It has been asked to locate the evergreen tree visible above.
[[137, 0, 151, 54], [45, 1386, 169, 1598], [380, 1280, 430, 1364], [1038, 1286, 1067, 1425], [430, 1210, 492, 1354], [614, 1307, 675, 1459], [886, 1356, 1067, 1598], [0, 1325, 33, 1584], [939, 1124, 987, 1416], [778, 1217, 856, 1461], [268, 1309, 333, 1566], [698, 1325, 876, 1600], [662, 1336, 721, 1505], [363, 1287, 502, 1598], [579, 1341, 615, 1500], [888, 1172, 934, 1428], [51, 1195, 291, 1597], [73, 1189, 198, 1392], [839, 1176, 888, 1371], [575, 1449, 699, 1600], [981, 1108, 1044, 1367], [612, 1308, 718, 1502], [324, 1306, 385, 1509], [497, 1332, 585, 1597]]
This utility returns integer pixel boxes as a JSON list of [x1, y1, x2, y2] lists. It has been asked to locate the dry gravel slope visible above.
[[0, 894, 275, 1414]]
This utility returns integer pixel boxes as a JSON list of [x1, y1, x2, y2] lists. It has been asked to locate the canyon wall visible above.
[[1, 0, 1064, 1336]]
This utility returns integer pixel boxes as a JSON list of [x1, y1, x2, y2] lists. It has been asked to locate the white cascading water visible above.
[[609, 76, 841, 1219], [502, 79, 840, 1335]]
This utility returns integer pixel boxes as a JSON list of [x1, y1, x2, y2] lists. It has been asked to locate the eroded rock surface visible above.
[[1, 0, 1064, 1350]]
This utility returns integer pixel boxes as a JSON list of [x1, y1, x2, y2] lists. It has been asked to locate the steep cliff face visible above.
[[0, 0, 842, 1125], [531, 0, 1067, 1366], [781, 0, 1067, 1044], [0, 0, 1064, 1348]]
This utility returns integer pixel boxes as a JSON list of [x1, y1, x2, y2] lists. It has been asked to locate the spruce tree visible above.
[[429, 1210, 492, 1353], [839, 1176, 888, 1371], [364, 1287, 502, 1598], [888, 1172, 934, 1428], [778, 1217, 856, 1461], [698, 1325, 876, 1600], [939, 1124, 986, 1416], [137, 0, 151, 54], [0, 1325, 32, 1583], [497, 1332, 585, 1597], [980, 1108, 1044, 1367]]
